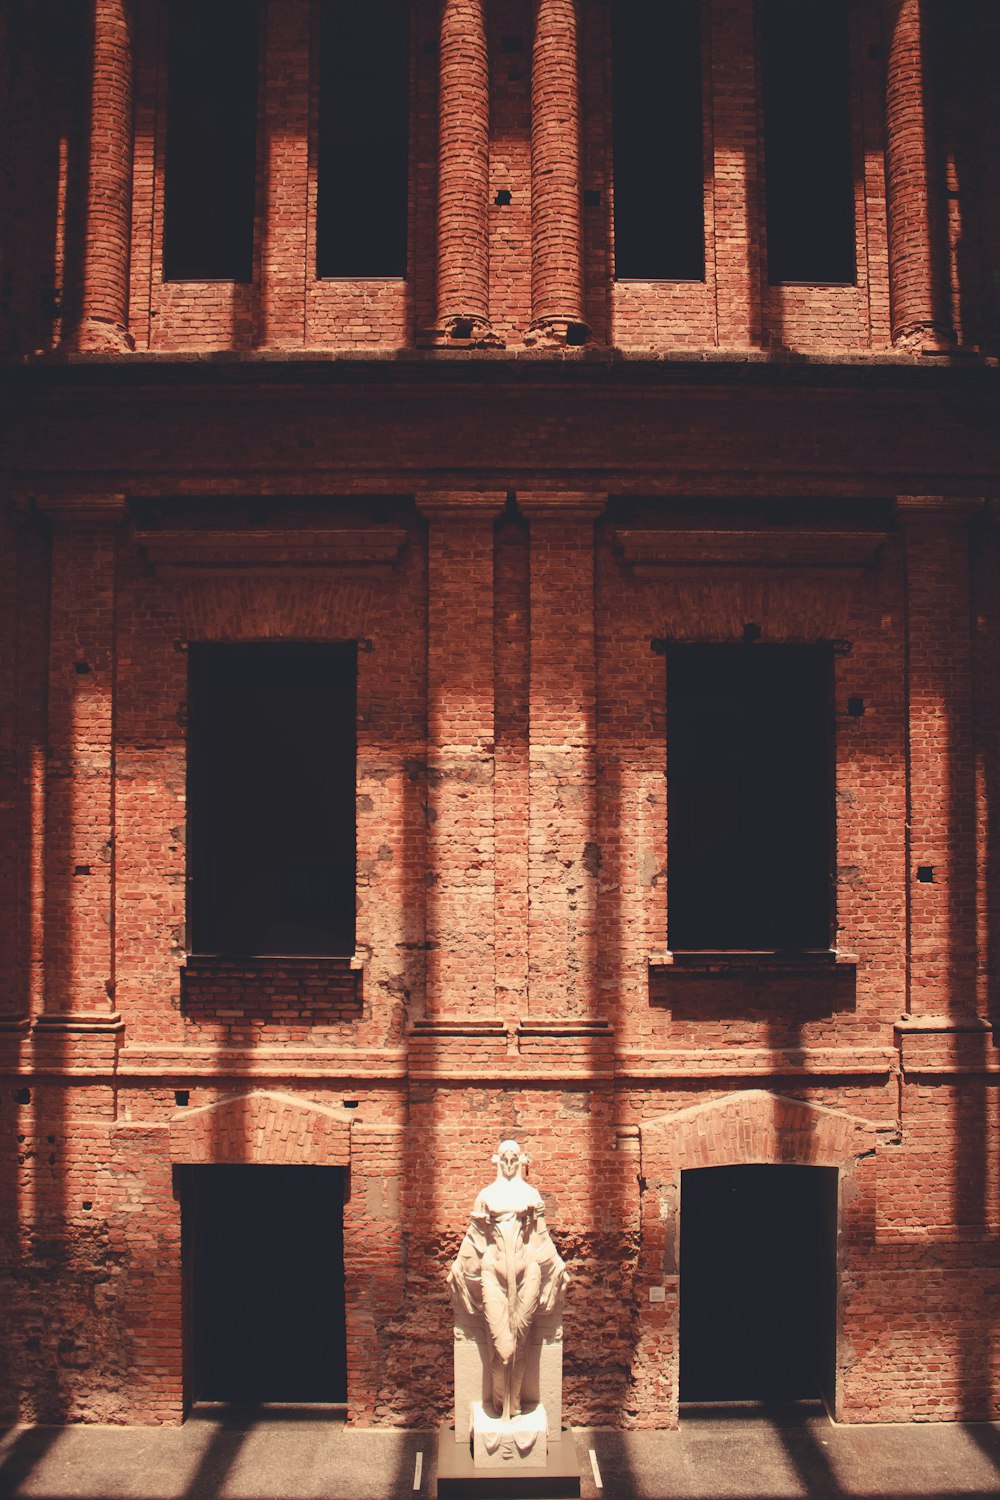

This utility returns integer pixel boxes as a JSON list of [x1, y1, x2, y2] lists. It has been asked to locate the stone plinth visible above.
[[472, 1402, 547, 1468], [437, 1425, 581, 1499]]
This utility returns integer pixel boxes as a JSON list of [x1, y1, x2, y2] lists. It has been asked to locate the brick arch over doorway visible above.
[[167, 1089, 353, 1165], [631, 1089, 890, 1428], [110, 1096, 404, 1423]]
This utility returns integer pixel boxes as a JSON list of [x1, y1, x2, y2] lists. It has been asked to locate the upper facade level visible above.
[[2, 0, 999, 359]]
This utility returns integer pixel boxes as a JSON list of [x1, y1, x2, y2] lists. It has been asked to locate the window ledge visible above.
[[650, 950, 855, 973]]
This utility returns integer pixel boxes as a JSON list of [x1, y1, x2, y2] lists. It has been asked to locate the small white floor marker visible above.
[[413, 1450, 423, 1490], [589, 1447, 603, 1490]]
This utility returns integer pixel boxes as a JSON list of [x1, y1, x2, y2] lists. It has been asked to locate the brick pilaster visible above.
[[38, 497, 125, 1028], [0, 504, 22, 1023], [883, 0, 951, 349], [435, 0, 502, 346], [71, 0, 135, 352], [526, 0, 587, 347], [521, 494, 604, 1017], [258, 0, 310, 349], [899, 497, 981, 1017], [711, 0, 761, 349], [417, 494, 505, 1015]]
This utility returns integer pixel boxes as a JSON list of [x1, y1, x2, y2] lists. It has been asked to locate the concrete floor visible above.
[[1, 1405, 998, 1500]]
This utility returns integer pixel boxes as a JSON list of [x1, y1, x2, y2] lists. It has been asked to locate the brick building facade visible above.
[[1, 0, 999, 1429]]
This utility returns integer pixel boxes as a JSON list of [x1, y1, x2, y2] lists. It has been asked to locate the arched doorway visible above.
[[679, 1163, 837, 1404]]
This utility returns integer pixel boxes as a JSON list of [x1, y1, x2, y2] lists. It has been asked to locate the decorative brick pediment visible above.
[[167, 1089, 353, 1166], [640, 1087, 885, 1174]]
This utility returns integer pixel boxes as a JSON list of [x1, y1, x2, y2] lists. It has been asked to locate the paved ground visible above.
[[1, 1405, 998, 1500]]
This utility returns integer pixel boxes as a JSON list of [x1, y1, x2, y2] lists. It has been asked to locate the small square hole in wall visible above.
[[494, 189, 512, 206], [343, 1100, 359, 1109], [847, 696, 865, 717], [175, 1090, 190, 1107], [15, 1088, 30, 1106], [916, 866, 935, 884]]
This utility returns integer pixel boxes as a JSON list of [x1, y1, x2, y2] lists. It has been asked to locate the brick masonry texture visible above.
[[1, 0, 999, 1436]]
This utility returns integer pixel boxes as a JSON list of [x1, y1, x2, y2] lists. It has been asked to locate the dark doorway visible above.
[[182, 1165, 347, 1405], [679, 1164, 837, 1404]]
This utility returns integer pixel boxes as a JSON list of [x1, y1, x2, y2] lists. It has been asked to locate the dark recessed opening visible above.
[[680, 1164, 838, 1403], [175, 1091, 190, 1107], [613, 0, 704, 280], [847, 696, 865, 717], [317, 0, 409, 278], [187, 642, 356, 957], [762, 0, 856, 285], [163, 0, 259, 282], [73, 865, 91, 877], [916, 866, 935, 884], [742, 622, 762, 643], [565, 321, 588, 345], [450, 320, 473, 339], [74, 661, 90, 674], [181, 1165, 346, 1404], [15, 1088, 30, 1106], [667, 644, 835, 951], [494, 189, 512, 206]]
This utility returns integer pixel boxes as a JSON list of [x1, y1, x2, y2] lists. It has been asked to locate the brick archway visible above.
[[167, 1089, 353, 1165], [631, 1089, 889, 1428], [110, 1097, 404, 1423]]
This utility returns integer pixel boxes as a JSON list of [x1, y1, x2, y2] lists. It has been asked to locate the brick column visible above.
[[435, 0, 501, 346], [72, 0, 135, 352], [418, 494, 504, 1014], [258, 0, 309, 348], [883, 0, 950, 349], [899, 497, 981, 1017], [525, 0, 588, 347], [521, 494, 604, 1017], [711, 0, 760, 348], [38, 497, 124, 1029]]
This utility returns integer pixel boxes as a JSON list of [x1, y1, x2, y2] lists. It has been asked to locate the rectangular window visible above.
[[187, 643, 356, 956], [163, 0, 259, 282], [667, 644, 834, 951], [761, 0, 855, 285], [316, 0, 410, 278], [612, 0, 705, 280]]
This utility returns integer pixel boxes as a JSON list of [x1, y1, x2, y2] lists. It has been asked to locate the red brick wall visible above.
[[2, 0, 1000, 1437]]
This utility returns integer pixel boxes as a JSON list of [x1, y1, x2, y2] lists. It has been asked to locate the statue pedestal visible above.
[[472, 1402, 547, 1467], [453, 1307, 565, 1441], [436, 1423, 581, 1498]]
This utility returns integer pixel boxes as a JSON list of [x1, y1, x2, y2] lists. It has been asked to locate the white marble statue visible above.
[[448, 1140, 568, 1426]]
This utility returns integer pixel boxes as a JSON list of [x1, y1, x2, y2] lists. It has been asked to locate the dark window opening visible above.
[[317, 0, 410, 278], [761, 0, 856, 284], [163, 0, 259, 282], [667, 644, 834, 951], [181, 1165, 346, 1404], [188, 642, 356, 956], [680, 1164, 838, 1403], [612, 0, 705, 280]]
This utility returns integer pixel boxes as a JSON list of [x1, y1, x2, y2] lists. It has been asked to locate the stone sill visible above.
[[651, 950, 856, 974]]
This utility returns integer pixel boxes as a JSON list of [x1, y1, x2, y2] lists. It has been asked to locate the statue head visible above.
[[493, 1139, 529, 1180]]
